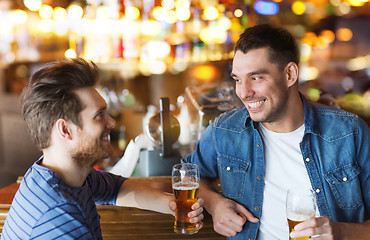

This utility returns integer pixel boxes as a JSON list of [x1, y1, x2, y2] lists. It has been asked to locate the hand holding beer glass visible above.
[[172, 163, 200, 234], [286, 188, 316, 240]]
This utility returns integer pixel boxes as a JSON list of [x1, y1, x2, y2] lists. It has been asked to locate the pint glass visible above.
[[286, 188, 316, 240], [172, 163, 200, 234]]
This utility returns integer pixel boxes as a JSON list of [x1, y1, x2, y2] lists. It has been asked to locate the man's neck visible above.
[[42, 150, 91, 187]]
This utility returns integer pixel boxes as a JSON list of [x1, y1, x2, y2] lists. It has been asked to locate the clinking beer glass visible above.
[[286, 188, 316, 240], [172, 163, 200, 234]]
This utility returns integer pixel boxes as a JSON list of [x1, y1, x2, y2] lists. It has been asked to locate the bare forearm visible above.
[[337, 220, 370, 240], [199, 178, 224, 214], [116, 179, 173, 214]]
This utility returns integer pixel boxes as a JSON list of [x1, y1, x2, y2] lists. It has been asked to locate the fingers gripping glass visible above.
[[172, 163, 200, 234], [286, 188, 316, 240]]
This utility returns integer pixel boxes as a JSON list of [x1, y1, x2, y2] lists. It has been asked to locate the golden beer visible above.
[[286, 188, 316, 240], [288, 218, 310, 240], [173, 182, 199, 234]]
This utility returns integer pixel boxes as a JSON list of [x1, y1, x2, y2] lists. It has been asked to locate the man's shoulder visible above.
[[311, 102, 361, 125], [308, 102, 368, 139], [214, 106, 249, 129], [4, 168, 69, 238], [13, 165, 68, 213]]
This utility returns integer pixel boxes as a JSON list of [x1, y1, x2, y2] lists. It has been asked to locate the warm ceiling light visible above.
[[24, 0, 42, 11]]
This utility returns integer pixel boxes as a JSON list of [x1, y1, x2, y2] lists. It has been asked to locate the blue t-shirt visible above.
[[1, 158, 126, 239]]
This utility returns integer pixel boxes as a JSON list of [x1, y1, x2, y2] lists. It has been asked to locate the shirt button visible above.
[[316, 189, 320, 193], [257, 144, 261, 147], [226, 167, 231, 171], [343, 177, 348, 182], [254, 206, 259, 211], [305, 158, 310, 162], [257, 176, 262, 180], [249, 238, 253, 240]]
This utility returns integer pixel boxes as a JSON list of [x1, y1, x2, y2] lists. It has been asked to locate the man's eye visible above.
[[95, 112, 104, 120], [252, 76, 261, 81]]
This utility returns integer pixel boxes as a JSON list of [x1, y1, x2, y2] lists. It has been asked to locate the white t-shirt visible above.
[[257, 123, 318, 240]]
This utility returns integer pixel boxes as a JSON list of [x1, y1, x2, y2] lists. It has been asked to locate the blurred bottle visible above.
[[118, 125, 127, 152]]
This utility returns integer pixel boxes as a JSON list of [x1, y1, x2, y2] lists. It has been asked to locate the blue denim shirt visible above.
[[184, 94, 370, 240]]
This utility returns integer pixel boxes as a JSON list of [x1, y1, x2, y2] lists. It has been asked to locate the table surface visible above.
[[0, 176, 225, 240]]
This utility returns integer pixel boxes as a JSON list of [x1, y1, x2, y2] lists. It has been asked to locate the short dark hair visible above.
[[21, 58, 100, 149], [234, 24, 300, 70]]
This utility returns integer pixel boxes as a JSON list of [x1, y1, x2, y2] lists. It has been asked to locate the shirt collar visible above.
[[243, 92, 318, 133]]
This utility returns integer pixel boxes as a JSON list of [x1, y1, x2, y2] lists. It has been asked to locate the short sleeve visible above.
[[87, 170, 126, 205]]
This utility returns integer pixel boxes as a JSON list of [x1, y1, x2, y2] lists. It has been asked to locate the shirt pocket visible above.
[[218, 154, 250, 199], [324, 162, 362, 209]]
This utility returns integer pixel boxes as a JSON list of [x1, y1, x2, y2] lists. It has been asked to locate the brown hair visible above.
[[21, 58, 100, 149], [234, 24, 300, 70]]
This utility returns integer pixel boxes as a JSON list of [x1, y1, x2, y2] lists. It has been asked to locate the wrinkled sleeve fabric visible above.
[[357, 117, 370, 216], [87, 169, 126, 205], [183, 122, 219, 179]]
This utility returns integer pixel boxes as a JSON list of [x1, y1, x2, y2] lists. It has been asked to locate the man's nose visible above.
[[106, 114, 116, 129], [237, 81, 254, 100]]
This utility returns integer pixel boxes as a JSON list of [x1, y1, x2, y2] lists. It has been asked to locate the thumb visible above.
[[236, 205, 259, 223], [169, 200, 177, 212]]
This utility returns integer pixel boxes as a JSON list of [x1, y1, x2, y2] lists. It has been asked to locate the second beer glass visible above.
[[172, 163, 200, 234], [286, 188, 316, 240]]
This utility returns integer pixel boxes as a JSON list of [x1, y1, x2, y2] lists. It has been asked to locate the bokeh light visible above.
[[65, 49, 77, 58], [336, 27, 353, 41], [53, 7, 67, 21], [162, 0, 175, 10], [234, 9, 243, 17], [12, 10, 28, 25], [176, 7, 191, 21], [96, 5, 111, 19], [24, 0, 42, 11], [38, 19, 54, 33], [125, 6, 140, 21], [204, 6, 219, 20], [292, 1, 306, 15], [254, 1, 279, 15], [300, 43, 312, 62], [337, 2, 351, 15], [165, 10, 177, 23], [68, 4, 84, 19], [320, 30, 335, 43], [345, 0, 366, 7], [153, 6, 167, 21], [39, 5, 53, 19]]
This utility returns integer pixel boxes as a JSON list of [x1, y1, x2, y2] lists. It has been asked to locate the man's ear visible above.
[[285, 62, 299, 87], [55, 119, 73, 140]]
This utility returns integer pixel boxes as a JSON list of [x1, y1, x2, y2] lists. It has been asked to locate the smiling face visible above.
[[231, 47, 293, 125], [71, 87, 116, 168]]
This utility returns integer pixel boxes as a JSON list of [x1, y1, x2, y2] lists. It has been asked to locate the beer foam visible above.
[[287, 211, 315, 221], [173, 182, 199, 190]]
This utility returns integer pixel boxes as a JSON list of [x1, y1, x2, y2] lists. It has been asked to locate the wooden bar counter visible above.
[[0, 176, 225, 239]]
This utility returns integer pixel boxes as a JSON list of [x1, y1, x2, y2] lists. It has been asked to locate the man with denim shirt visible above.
[[183, 24, 369, 240]]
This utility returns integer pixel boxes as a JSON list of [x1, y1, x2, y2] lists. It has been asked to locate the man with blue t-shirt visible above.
[[1, 58, 204, 239], [183, 24, 369, 240]]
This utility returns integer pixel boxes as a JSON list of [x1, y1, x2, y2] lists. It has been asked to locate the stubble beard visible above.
[[71, 135, 112, 170], [248, 88, 290, 124]]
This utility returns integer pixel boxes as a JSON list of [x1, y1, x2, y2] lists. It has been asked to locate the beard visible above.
[[256, 91, 289, 123], [71, 133, 113, 170]]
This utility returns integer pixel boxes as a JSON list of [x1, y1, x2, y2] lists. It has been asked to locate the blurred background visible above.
[[0, 0, 369, 186]]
